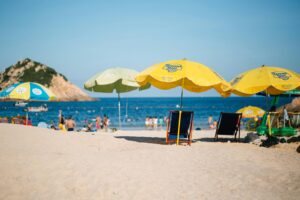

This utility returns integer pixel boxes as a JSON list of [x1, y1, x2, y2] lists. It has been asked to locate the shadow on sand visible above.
[[114, 136, 167, 145], [193, 137, 244, 143], [115, 136, 245, 145]]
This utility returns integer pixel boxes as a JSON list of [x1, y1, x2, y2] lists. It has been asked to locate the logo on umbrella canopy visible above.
[[163, 64, 182, 72], [32, 88, 42, 95], [6, 86, 15, 93], [271, 72, 291, 80], [16, 87, 27, 94], [231, 75, 243, 86]]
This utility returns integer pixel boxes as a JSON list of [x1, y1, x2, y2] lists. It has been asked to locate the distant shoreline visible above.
[[0, 96, 269, 102]]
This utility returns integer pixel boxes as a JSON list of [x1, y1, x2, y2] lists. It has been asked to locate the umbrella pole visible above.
[[176, 110, 182, 145], [118, 93, 121, 130], [180, 87, 183, 109], [267, 114, 272, 136], [177, 81, 184, 145], [265, 91, 268, 110], [26, 111, 28, 126], [126, 98, 128, 118]]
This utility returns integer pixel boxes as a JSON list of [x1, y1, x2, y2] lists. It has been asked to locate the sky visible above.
[[0, 0, 299, 97]]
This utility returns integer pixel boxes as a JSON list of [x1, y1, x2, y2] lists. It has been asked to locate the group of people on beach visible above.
[[0, 115, 32, 126], [56, 110, 110, 132], [145, 116, 166, 129], [95, 115, 110, 131], [208, 115, 218, 129]]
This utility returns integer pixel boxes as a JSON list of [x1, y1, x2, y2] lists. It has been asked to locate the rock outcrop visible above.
[[0, 58, 93, 101], [49, 76, 93, 101], [284, 97, 300, 112]]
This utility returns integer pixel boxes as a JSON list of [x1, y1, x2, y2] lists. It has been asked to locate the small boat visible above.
[[26, 104, 48, 112], [15, 101, 28, 107]]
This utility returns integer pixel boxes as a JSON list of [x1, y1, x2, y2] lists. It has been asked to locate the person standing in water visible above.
[[96, 116, 102, 131], [58, 110, 66, 131], [66, 116, 76, 131], [103, 114, 110, 131], [208, 115, 213, 126]]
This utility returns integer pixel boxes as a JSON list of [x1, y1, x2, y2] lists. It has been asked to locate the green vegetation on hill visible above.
[[0, 58, 68, 87], [19, 67, 56, 87]]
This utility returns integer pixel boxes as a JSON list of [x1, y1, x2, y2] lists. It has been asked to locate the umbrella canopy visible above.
[[236, 106, 265, 118], [135, 59, 231, 96], [0, 82, 56, 101], [84, 67, 149, 129], [84, 67, 149, 93], [231, 65, 300, 96], [136, 59, 230, 145]]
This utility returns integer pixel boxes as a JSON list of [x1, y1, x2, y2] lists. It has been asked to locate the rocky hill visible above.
[[0, 58, 93, 101], [282, 97, 300, 112]]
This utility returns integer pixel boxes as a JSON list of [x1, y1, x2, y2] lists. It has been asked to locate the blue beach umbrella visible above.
[[0, 82, 56, 126], [0, 82, 56, 101]]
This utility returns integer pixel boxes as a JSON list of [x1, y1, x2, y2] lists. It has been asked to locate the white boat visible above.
[[27, 105, 48, 112], [15, 101, 28, 107]]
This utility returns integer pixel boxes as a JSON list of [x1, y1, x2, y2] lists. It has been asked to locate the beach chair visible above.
[[166, 110, 194, 145], [214, 112, 242, 142]]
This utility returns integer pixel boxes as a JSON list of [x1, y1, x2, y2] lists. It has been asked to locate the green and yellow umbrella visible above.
[[84, 67, 149, 129]]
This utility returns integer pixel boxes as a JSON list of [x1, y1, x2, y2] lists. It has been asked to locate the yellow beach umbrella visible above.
[[136, 59, 231, 107], [136, 59, 231, 145], [236, 106, 265, 118], [231, 65, 300, 96]]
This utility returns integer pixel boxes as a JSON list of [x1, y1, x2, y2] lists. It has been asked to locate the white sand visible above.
[[0, 124, 299, 200]]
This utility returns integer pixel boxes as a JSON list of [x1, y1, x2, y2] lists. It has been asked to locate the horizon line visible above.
[[91, 96, 263, 98]]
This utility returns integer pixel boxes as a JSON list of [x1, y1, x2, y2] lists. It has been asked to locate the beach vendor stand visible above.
[[135, 59, 231, 145], [290, 112, 300, 128], [256, 89, 300, 135], [230, 65, 300, 137]]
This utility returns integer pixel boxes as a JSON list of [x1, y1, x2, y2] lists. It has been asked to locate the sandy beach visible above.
[[0, 124, 299, 200]]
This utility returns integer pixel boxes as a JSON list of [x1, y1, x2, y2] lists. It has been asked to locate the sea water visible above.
[[0, 97, 292, 130]]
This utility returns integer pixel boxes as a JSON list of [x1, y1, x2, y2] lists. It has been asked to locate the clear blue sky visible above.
[[0, 0, 299, 97]]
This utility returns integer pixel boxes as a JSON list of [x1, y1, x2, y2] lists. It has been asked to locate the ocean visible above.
[[0, 97, 293, 130]]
